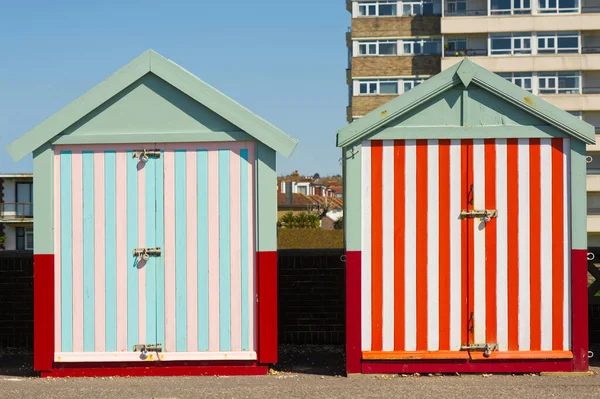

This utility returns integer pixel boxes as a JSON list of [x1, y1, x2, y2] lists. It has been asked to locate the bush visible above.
[[333, 216, 343, 230], [277, 212, 319, 229]]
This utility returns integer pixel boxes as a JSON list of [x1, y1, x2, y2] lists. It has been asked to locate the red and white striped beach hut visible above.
[[337, 59, 594, 374]]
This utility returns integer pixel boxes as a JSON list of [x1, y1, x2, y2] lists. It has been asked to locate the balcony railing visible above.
[[583, 46, 600, 54], [583, 87, 600, 94], [444, 49, 487, 57], [445, 8, 487, 16], [589, 208, 600, 215], [0, 203, 33, 219], [582, 6, 600, 13]]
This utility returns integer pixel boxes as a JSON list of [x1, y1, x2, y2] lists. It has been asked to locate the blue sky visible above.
[[0, 0, 348, 176]]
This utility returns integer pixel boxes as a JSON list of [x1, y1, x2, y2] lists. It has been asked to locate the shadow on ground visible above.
[[0, 351, 35, 377], [274, 344, 345, 376]]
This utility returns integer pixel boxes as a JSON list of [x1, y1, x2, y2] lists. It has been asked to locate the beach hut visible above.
[[7, 50, 297, 377], [337, 58, 593, 374]]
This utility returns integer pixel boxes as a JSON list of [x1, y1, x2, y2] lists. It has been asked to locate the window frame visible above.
[[538, 0, 579, 14], [356, 78, 424, 96], [538, 72, 581, 94], [490, 0, 532, 15], [490, 33, 532, 56], [402, 39, 441, 55], [498, 72, 534, 92], [537, 32, 580, 54]]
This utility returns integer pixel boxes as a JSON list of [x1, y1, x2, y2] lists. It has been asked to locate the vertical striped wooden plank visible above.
[[495, 139, 509, 352], [82, 151, 95, 352], [155, 149, 165, 350], [361, 141, 372, 351], [126, 153, 139, 351], [60, 151, 73, 352], [137, 160, 147, 346], [186, 150, 198, 353], [71, 151, 84, 353], [163, 150, 176, 352], [540, 139, 553, 351], [518, 139, 531, 351], [393, 141, 405, 351], [105, 151, 117, 352], [460, 141, 469, 347], [551, 138, 564, 351], [208, 149, 220, 351], [219, 149, 231, 351], [115, 151, 128, 352], [438, 140, 451, 351], [464, 141, 474, 346], [562, 138, 571, 351], [415, 140, 428, 351], [144, 155, 157, 347], [246, 145, 256, 351], [506, 138, 519, 351], [449, 140, 462, 351], [93, 152, 106, 353], [175, 150, 188, 351], [54, 152, 62, 353], [230, 149, 242, 351], [381, 141, 395, 351], [484, 139, 497, 346], [370, 141, 383, 352], [472, 140, 486, 345], [197, 150, 210, 351], [427, 140, 439, 352], [404, 140, 417, 351], [240, 148, 250, 351], [529, 139, 542, 351]]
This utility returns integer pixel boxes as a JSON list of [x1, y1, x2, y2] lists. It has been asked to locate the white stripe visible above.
[[404, 140, 417, 351], [361, 141, 372, 351], [518, 139, 531, 351], [540, 139, 553, 350], [55, 351, 257, 362], [449, 140, 462, 351], [563, 138, 571, 351], [495, 139, 509, 352], [472, 140, 486, 345], [427, 140, 440, 351], [382, 141, 395, 351]]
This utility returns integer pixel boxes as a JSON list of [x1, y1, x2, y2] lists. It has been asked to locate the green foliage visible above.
[[0, 235, 5, 244], [333, 216, 343, 230], [278, 228, 344, 249], [277, 212, 319, 229]]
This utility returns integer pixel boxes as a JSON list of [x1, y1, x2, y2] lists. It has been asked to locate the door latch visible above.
[[133, 150, 161, 163], [460, 209, 498, 223], [461, 343, 498, 357], [133, 343, 163, 356], [133, 247, 162, 261]]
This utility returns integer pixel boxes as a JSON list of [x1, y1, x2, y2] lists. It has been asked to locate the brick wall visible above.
[[352, 55, 441, 77], [0, 252, 33, 349], [278, 249, 346, 345], [352, 16, 441, 38], [351, 95, 398, 117]]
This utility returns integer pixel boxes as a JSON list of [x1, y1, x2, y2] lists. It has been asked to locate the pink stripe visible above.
[[186, 150, 198, 352], [54, 153, 61, 353], [93, 152, 106, 352], [71, 151, 84, 353], [137, 163, 146, 345], [208, 149, 220, 351], [115, 151, 128, 351], [247, 143, 256, 351], [230, 149, 242, 351], [164, 150, 176, 352]]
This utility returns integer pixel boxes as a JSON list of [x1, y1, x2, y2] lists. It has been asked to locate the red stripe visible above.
[[507, 138, 520, 351], [466, 141, 475, 345], [371, 140, 383, 351], [484, 140, 497, 345], [34, 254, 54, 372], [460, 140, 469, 346], [551, 138, 564, 351], [571, 249, 589, 371], [394, 141, 405, 351], [529, 139, 542, 351], [361, 359, 573, 374], [346, 251, 362, 374], [257, 251, 278, 364], [438, 140, 451, 351], [416, 140, 428, 351]]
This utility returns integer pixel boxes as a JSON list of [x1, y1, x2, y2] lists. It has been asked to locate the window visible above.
[[379, 2, 397, 15], [356, 78, 424, 95], [538, 72, 580, 94], [538, 0, 578, 13], [16, 227, 33, 251], [447, 0, 467, 14], [359, 2, 377, 16], [380, 80, 399, 94], [447, 38, 467, 52], [379, 40, 398, 55], [358, 1, 397, 16], [402, 1, 422, 15], [359, 81, 378, 94], [403, 39, 441, 55], [403, 79, 424, 92], [15, 182, 32, 217], [490, 33, 531, 55], [490, 0, 531, 14], [358, 40, 397, 56], [499, 72, 533, 92], [568, 111, 583, 119], [538, 32, 579, 54]]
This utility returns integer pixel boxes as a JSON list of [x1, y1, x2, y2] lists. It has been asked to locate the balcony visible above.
[[0, 203, 33, 222], [442, 53, 600, 73]]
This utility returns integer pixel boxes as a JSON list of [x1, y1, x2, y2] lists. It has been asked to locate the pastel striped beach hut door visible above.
[[361, 138, 571, 360], [54, 142, 256, 363]]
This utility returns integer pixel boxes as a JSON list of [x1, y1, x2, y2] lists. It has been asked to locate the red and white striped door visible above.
[[361, 138, 571, 358]]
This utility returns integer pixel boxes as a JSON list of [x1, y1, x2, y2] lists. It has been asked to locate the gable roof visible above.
[[7, 50, 298, 161], [337, 58, 595, 148]]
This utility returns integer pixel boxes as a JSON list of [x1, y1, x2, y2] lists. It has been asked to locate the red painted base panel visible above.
[[361, 359, 573, 374], [41, 361, 268, 378]]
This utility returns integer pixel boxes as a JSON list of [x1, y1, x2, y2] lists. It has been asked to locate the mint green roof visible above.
[[337, 58, 595, 147], [7, 49, 298, 161]]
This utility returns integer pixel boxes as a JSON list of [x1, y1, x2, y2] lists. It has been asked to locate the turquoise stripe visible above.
[[145, 157, 157, 345], [126, 153, 138, 350], [218, 149, 231, 351], [175, 150, 187, 351], [60, 151, 73, 352], [104, 151, 117, 352], [197, 150, 209, 351], [240, 149, 249, 351], [82, 152, 95, 352], [155, 151, 165, 349]]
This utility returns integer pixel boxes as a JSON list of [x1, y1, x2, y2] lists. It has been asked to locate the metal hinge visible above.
[[461, 343, 498, 357], [460, 209, 498, 222]]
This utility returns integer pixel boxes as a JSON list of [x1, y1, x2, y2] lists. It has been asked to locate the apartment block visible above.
[[346, 0, 600, 246], [0, 174, 33, 251]]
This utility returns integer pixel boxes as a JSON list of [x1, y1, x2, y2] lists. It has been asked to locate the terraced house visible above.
[[346, 0, 600, 246]]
